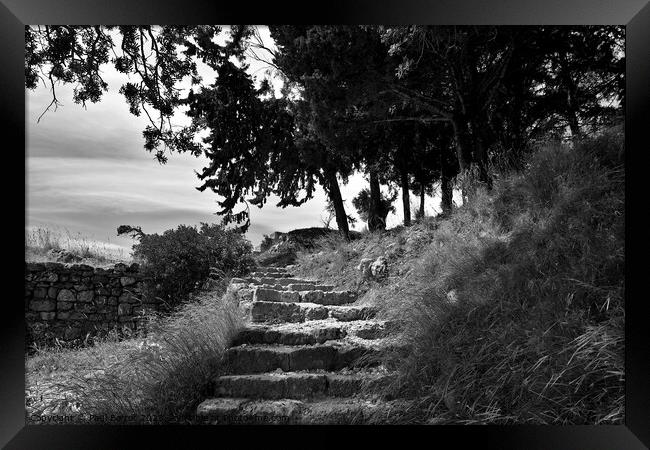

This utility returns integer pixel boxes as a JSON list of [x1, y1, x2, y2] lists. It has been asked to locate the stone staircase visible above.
[[196, 265, 410, 424]]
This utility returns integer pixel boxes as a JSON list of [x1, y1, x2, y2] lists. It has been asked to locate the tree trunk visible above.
[[452, 116, 473, 173], [400, 168, 411, 227], [324, 169, 350, 241], [453, 114, 493, 194], [441, 172, 453, 215], [567, 105, 581, 145], [474, 134, 493, 191], [368, 168, 385, 232], [560, 55, 582, 145], [419, 184, 425, 219]]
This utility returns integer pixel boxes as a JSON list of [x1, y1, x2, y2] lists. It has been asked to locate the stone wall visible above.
[[25, 261, 163, 347]]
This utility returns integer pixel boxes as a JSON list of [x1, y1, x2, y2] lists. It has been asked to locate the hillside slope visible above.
[[288, 129, 624, 424]]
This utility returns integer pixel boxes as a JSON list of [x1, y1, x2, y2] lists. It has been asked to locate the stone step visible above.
[[232, 320, 393, 346], [289, 283, 334, 292], [211, 370, 396, 400], [232, 321, 345, 346], [250, 301, 377, 323], [233, 281, 335, 292], [257, 267, 288, 274], [222, 343, 382, 374], [258, 277, 316, 285], [252, 288, 357, 305], [250, 272, 293, 279], [196, 397, 412, 424]]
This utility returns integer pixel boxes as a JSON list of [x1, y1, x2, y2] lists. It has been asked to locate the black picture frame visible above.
[[2, 0, 647, 448]]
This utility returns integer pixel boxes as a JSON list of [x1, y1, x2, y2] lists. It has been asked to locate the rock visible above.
[[113, 263, 128, 273], [370, 257, 388, 279], [253, 288, 300, 303], [120, 277, 137, 286], [357, 258, 373, 280], [57, 301, 73, 311], [119, 292, 138, 303], [446, 289, 459, 304], [213, 373, 327, 400], [45, 273, 59, 283], [118, 304, 132, 316], [197, 398, 247, 418], [77, 290, 94, 303], [30, 299, 56, 312], [328, 305, 378, 322], [32, 288, 48, 299], [57, 289, 76, 302], [300, 290, 324, 304]]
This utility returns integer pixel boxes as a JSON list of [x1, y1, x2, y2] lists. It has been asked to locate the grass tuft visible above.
[[26, 289, 243, 424], [25, 226, 129, 266], [292, 129, 624, 425]]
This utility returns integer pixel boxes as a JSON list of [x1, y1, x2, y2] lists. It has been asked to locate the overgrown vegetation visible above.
[[255, 227, 361, 268], [119, 222, 255, 308], [294, 129, 624, 424], [26, 289, 243, 424], [25, 226, 128, 266]]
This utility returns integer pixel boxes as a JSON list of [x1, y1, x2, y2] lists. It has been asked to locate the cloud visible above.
[[25, 26, 452, 252]]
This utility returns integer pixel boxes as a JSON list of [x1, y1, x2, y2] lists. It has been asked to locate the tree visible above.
[[270, 25, 394, 234], [26, 25, 322, 233], [27, 25, 624, 234], [379, 25, 624, 190], [352, 188, 396, 230]]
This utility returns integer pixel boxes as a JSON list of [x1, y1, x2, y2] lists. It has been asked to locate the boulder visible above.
[[370, 257, 388, 279], [357, 258, 373, 281]]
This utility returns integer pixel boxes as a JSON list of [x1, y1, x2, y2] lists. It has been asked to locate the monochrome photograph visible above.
[[24, 24, 625, 426]]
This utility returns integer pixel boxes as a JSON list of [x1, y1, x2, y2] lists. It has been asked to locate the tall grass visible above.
[[290, 128, 624, 424], [365, 129, 625, 424], [26, 289, 243, 424], [25, 226, 129, 264]]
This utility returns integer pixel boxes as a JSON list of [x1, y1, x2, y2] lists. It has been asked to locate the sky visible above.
[[26, 26, 454, 255]]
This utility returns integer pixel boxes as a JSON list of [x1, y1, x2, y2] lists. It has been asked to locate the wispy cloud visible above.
[[25, 26, 448, 252]]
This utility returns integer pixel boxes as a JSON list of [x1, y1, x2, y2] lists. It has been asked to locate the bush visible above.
[[124, 223, 255, 308], [259, 234, 275, 253]]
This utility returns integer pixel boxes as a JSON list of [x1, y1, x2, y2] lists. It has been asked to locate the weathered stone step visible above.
[[233, 321, 345, 346], [250, 301, 377, 323], [258, 277, 317, 285], [250, 272, 293, 279], [289, 283, 334, 291], [232, 320, 394, 346], [196, 397, 412, 424], [211, 370, 396, 400], [257, 267, 288, 274], [253, 288, 357, 305], [232, 280, 335, 292], [222, 343, 381, 374]]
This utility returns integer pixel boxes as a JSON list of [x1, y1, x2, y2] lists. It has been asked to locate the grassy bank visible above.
[[292, 129, 624, 424], [25, 226, 130, 267], [26, 289, 243, 424]]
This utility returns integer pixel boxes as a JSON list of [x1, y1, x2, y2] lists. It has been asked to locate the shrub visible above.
[[352, 188, 396, 227], [259, 234, 275, 252], [122, 222, 255, 308]]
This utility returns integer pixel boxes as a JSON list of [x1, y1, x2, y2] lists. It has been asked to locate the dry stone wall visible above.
[[25, 261, 163, 347]]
